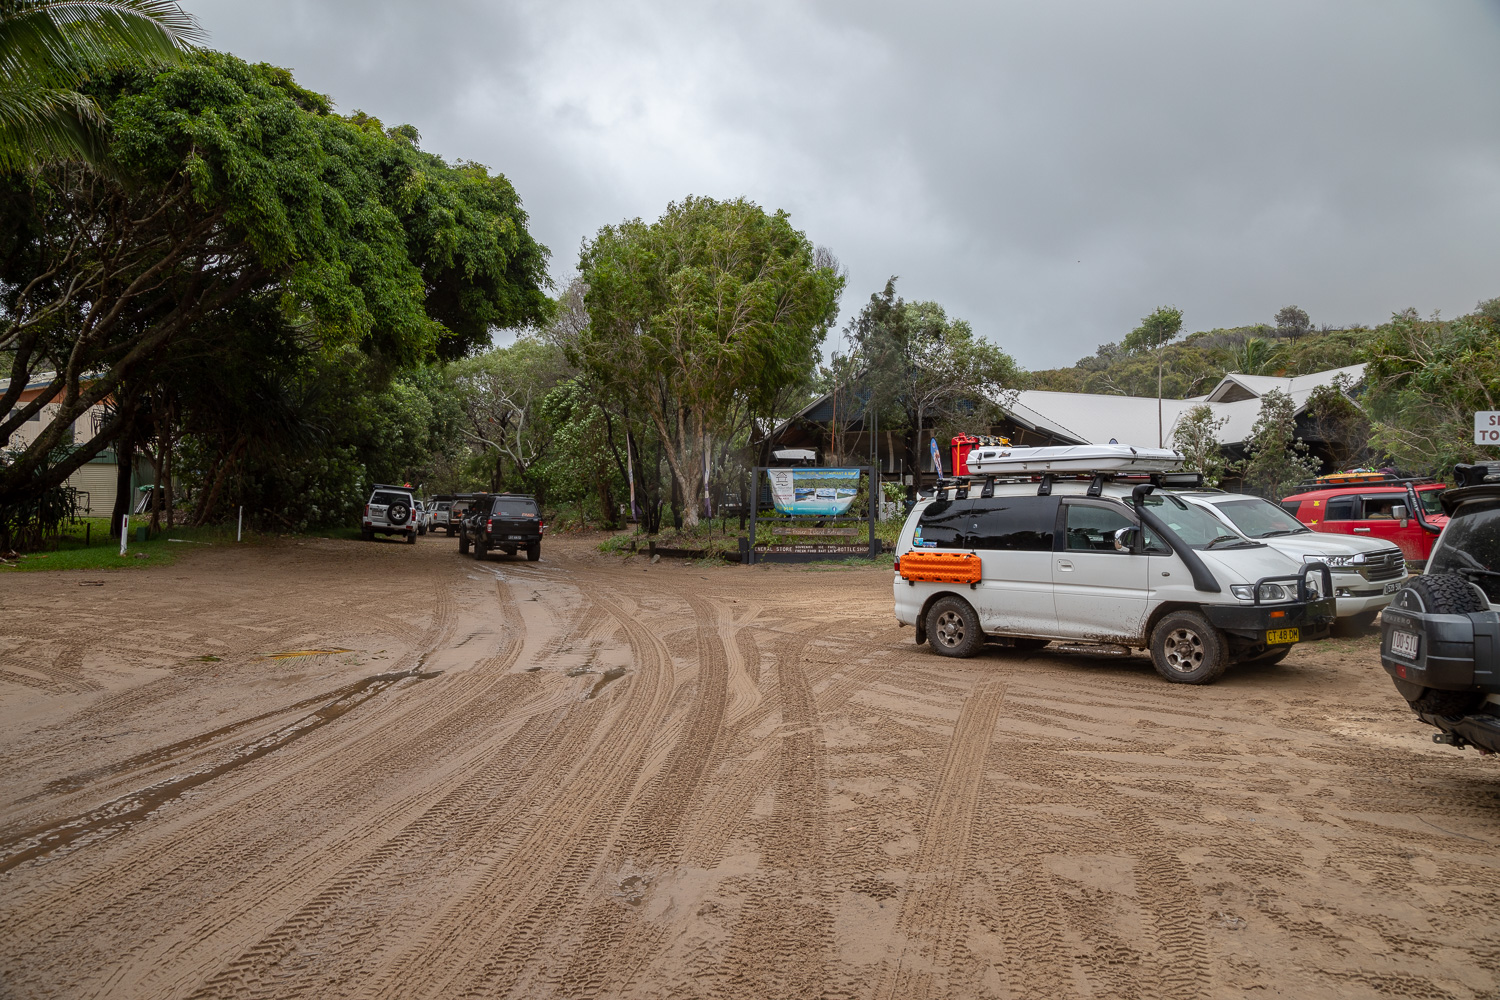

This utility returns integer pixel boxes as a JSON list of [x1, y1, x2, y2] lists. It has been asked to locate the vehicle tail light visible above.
[[894, 557, 901, 572], [364, 504, 369, 516], [487, 519, 494, 530]]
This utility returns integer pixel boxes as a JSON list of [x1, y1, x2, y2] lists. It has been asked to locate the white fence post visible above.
[[119, 514, 129, 556], [237, 506, 243, 542]]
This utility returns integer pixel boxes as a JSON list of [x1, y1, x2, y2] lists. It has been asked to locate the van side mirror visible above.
[[1114, 527, 1138, 552], [1392, 504, 1408, 526]]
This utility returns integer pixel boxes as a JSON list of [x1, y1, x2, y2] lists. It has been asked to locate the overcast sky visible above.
[[191, 1, 1500, 369]]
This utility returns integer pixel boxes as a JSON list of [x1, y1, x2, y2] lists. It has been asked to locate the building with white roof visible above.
[[765, 363, 1367, 486]]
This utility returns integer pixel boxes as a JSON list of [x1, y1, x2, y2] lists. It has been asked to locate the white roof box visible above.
[[965, 444, 1185, 475]]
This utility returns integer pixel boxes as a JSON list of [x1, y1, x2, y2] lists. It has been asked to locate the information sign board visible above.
[[766, 467, 860, 517], [1476, 411, 1500, 445]]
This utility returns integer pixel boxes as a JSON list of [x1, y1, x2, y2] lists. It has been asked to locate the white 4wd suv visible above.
[[894, 475, 1336, 683], [1172, 491, 1407, 631], [361, 485, 418, 544]]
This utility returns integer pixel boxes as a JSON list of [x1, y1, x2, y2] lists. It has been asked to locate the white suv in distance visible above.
[[1172, 491, 1407, 632], [361, 486, 418, 544]]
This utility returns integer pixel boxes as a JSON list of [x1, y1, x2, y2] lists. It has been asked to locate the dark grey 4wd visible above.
[[458, 493, 544, 561], [1380, 463, 1500, 754]]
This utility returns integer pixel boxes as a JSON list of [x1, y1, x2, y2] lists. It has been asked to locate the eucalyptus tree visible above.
[[574, 196, 842, 527], [1123, 305, 1183, 447]]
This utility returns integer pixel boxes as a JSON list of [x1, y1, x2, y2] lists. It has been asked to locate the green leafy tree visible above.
[[449, 336, 571, 495], [1363, 302, 1500, 474], [1171, 403, 1232, 487], [1302, 376, 1372, 472], [0, 52, 549, 521], [574, 195, 843, 526], [1274, 304, 1312, 340], [1240, 387, 1320, 498], [1123, 305, 1183, 446], [845, 278, 1019, 475], [0, 0, 201, 170]]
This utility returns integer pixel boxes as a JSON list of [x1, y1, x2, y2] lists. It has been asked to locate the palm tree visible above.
[[1231, 336, 1280, 376], [0, 0, 201, 170]]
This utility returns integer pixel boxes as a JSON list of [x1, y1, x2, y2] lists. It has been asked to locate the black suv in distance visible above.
[[459, 493, 544, 561]]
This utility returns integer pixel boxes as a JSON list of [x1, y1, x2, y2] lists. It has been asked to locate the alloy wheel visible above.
[[934, 610, 966, 648], [1162, 627, 1205, 672]]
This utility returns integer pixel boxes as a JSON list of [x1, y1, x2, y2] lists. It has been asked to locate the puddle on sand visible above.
[[618, 874, 648, 905], [588, 667, 627, 699], [0, 669, 436, 875]]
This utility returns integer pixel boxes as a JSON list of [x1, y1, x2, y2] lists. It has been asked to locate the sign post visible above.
[[1475, 411, 1500, 446]]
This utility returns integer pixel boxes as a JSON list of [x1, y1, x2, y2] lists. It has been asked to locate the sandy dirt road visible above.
[[2, 532, 1500, 999]]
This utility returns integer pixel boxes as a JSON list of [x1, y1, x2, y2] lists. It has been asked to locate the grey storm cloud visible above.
[[191, 1, 1500, 367]]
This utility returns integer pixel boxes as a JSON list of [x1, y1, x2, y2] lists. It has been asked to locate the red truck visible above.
[[1280, 476, 1448, 569]]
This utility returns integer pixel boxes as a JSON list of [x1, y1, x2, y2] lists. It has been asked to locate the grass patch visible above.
[[1, 520, 248, 574]]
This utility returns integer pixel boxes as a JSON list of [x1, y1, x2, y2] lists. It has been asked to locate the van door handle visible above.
[[1352, 527, 1372, 533], [1057, 559, 1074, 571]]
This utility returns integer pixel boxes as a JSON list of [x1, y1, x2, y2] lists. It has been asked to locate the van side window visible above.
[[966, 496, 1058, 551], [1279, 501, 1302, 517], [915, 499, 971, 548], [1324, 497, 1355, 520], [1064, 503, 1135, 553]]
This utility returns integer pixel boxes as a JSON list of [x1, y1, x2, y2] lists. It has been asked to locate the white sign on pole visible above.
[[1476, 411, 1500, 446]]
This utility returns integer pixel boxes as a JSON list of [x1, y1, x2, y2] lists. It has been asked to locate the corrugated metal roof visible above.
[[1205, 364, 1365, 403], [767, 364, 1365, 452]]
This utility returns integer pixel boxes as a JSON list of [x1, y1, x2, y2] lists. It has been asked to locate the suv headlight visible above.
[[1303, 552, 1364, 569], [1231, 582, 1297, 602]]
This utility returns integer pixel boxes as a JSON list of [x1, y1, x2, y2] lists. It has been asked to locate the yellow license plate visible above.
[[1266, 628, 1300, 645]]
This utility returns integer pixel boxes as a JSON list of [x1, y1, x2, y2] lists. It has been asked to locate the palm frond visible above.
[[0, 83, 103, 169], [0, 1, 201, 86], [0, 0, 200, 168]]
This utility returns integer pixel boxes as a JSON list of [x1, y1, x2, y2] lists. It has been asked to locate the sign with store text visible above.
[[1476, 411, 1500, 445]]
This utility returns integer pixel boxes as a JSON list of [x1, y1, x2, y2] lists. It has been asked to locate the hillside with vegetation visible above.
[[1028, 306, 1373, 398], [1027, 301, 1500, 488]]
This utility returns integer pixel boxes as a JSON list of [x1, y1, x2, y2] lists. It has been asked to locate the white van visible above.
[[894, 469, 1337, 684], [1170, 491, 1407, 629]]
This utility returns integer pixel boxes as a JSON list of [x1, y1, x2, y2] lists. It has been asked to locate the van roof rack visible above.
[[932, 469, 1205, 498]]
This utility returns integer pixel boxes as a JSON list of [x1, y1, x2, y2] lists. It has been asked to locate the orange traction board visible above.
[[898, 550, 982, 584]]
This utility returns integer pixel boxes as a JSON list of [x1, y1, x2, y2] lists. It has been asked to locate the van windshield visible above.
[[1141, 494, 1255, 549]]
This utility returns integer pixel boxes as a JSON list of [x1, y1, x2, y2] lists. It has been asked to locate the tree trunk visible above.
[[164, 420, 174, 529], [148, 410, 164, 533], [651, 409, 703, 529], [110, 433, 135, 537], [193, 438, 244, 526]]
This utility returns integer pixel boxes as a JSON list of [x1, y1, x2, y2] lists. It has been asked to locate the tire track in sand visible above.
[[873, 672, 1011, 1000], [710, 632, 830, 999], [355, 586, 679, 999]]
